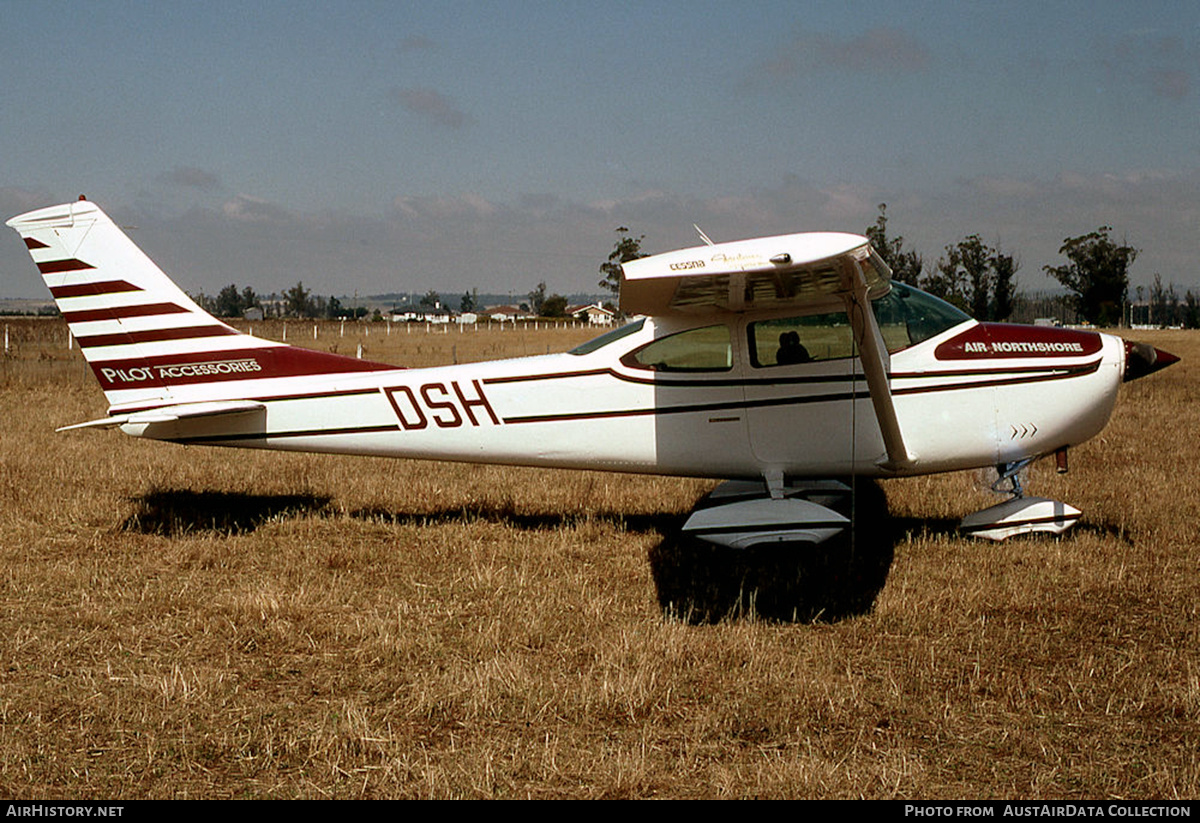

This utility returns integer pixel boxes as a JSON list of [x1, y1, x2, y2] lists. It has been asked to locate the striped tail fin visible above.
[[7, 199, 394, 414]]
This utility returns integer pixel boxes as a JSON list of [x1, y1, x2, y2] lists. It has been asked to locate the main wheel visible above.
[[648, 479, 894, 624]]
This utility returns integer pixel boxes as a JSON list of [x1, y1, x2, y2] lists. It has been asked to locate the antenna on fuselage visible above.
[[693, 224, 715, 246]]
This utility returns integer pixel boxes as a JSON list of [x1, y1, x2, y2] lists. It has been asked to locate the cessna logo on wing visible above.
[[100, 358, 262, 383]]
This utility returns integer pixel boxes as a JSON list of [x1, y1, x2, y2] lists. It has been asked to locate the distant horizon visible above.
[[0, 289, 614, 314]]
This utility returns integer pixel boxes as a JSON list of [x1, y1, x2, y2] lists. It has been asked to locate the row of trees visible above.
[[871, 206, 1199, 328], [1138, 275, 1200, 328], [195, 282, 356, 320], [868, 205, 1018, 321], [1043, 226, 1137, 327], [526, 281, 570, 317], [196, 281, 582, 321], [823, 204, 1193, 327]]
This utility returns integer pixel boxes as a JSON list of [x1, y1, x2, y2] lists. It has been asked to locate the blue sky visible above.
[[2, 1, 1197, 301]]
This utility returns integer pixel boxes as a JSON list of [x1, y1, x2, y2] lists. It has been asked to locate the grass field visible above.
[[0, 317, 1196, 798]]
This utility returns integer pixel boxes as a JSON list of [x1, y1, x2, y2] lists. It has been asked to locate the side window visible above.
[[748, 312, 854, 367], [621, 324, 732, 372]]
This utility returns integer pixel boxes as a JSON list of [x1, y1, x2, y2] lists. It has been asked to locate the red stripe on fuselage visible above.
[[936, 324, 1101, 360], [90, 346, 397, 390]]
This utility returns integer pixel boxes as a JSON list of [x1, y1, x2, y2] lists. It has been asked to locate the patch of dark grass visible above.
[[122, 489, 333, 536]]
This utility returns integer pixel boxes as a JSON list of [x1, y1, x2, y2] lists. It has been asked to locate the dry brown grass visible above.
[[0, 318, 1196, 798]]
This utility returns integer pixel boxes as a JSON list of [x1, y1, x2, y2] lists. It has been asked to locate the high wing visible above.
[[621, 232, 909, 470], [619, 232, 891, 317]]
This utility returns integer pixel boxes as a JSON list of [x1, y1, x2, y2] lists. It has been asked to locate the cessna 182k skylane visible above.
[[7, 199, 1178, 548]]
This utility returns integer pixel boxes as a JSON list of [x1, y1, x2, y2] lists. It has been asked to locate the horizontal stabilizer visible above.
[[57, 416, 129, 432], [57, 400, 266, 432]]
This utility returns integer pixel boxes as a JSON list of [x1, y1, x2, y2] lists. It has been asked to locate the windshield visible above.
[[872, 282, 971, 351]]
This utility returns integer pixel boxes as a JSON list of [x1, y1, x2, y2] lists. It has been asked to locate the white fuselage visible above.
[[117, 313, 1125, 481]]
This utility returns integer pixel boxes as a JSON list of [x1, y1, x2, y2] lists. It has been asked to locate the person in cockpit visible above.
[[776, 331, 811, 365]]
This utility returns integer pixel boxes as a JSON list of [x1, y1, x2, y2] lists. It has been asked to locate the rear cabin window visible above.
[[748, 312, 854, 367], [621, 324, 732, 372]]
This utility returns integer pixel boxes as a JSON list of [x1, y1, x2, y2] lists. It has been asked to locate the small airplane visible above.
[[7, 198, 1178, 549]]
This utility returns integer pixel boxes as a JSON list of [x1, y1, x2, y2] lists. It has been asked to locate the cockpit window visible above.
[[621, 324, 732, 372], [871, 282, 971, 352], [748, 312, 854, 367], [569, 318, 645, 355]]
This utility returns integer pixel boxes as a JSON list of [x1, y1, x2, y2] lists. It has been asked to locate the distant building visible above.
[[390, 309, 450, 323], [567, 302, 617, 326], [482, 305, 532, 322]]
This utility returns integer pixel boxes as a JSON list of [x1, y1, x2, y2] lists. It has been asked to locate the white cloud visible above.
[[1100, 32, 1195, 101], [392, 193, 496, 221], [220, 195, 293, 224], [389, 87, 471, 129], [158, 166, 222, 190], [761, 27, 932, 80]]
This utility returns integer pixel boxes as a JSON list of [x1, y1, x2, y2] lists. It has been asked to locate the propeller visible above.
[[1123, 340, 1180, 382]]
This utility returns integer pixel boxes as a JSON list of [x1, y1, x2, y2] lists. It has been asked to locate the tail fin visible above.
[[7, 200, 393, 414]]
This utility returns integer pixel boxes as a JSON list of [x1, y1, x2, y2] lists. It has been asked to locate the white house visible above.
[[567, 302, 617, 326]]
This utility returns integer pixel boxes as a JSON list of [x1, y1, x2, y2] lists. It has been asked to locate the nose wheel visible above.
[[960, 457, 1080, 540]]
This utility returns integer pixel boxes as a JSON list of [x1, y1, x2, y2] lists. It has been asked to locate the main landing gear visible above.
[[649, 478, 894, 623]]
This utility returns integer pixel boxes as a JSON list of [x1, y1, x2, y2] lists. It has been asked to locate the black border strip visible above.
[[169, 423, 400, 445]]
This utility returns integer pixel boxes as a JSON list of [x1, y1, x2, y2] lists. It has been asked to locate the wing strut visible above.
[[843, 259, 911, 471]]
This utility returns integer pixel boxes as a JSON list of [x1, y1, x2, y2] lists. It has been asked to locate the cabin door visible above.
[[739, 312, 887, 475]]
